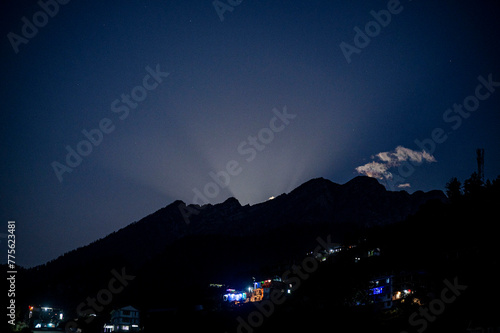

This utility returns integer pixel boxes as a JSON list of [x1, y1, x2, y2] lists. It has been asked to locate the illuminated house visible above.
[[28, 305, 64, 329], [367, 248, 381, 257], [223, 289, 249, 304], [391, 271, 427, 303], [104, 306, 140, 332], [250, 288, 264, 302], [223, 278, 289, 305], [259, 279, 288, 300], [369, 275, 393, 310]]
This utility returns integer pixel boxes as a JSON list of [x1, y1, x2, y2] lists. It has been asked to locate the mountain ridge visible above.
[[33, 176, 446, 270], [19, 176, 446, 310]]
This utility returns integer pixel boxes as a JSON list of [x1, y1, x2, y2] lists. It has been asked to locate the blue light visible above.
[[372, 287, 384, 295], [224, 292, 247, 302]]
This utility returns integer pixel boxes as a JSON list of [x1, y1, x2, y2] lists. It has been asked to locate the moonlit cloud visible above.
[[355, 146, 437, 184], [355, 161, 392, 180]]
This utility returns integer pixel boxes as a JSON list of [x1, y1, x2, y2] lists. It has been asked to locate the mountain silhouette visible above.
[[19, 176, 446, 312]]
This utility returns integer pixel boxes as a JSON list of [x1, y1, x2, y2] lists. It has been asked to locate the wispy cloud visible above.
[[355, 146, 436, 185], [355, 161, 392, 180]]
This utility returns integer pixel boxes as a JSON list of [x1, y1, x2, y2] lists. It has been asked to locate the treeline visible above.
[[445, 172, 500, 202]]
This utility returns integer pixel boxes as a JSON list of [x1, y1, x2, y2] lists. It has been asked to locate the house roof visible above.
[[118, 306, 138, 312]]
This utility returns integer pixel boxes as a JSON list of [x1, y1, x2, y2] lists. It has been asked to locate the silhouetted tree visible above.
[[445, 177, 462, 202], [487, 175, 500, 198], [463, 172, 483, 197]]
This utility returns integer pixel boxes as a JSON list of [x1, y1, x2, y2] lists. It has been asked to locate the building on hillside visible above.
[[369, 275, 393, 310], [27, 305, 64, 329], [103, 306, 140, 332], [367, 248, 381, 257], [223, 289, 248, 303], [391, 271, 428, 304], [222, 278, 290, 305]]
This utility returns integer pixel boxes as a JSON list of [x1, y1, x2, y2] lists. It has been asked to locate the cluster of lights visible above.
[[394, 289, 413, 300], [224, 277, 295, 304], [28, 305, 64, 329], [223, 291, 247, 302], [372, 287, 384, 295]]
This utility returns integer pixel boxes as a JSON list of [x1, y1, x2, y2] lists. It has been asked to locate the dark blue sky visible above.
[[1, 0, 499, 267]]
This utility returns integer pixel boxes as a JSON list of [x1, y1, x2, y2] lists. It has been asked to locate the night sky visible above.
[[1, 0, 499, 268]]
